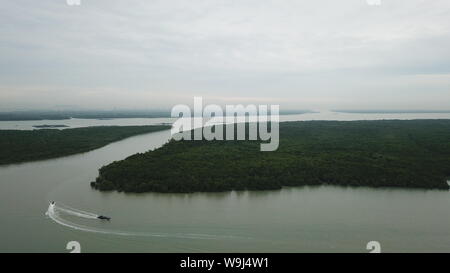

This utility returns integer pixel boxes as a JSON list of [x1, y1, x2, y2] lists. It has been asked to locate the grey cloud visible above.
[[0, 0, 450, 110]]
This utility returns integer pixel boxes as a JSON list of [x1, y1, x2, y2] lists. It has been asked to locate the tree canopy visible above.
[[92, 120, 450, 193]]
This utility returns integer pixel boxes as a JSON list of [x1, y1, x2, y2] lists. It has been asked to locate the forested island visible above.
[[0, 125, 170, 165], [91, 120, 450, 193]]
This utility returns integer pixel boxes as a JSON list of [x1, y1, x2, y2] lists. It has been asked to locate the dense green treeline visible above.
[[0, 125, 170, 165], [92, 120, 450, 193]]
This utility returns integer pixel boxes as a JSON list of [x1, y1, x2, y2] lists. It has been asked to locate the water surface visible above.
[[1, 113, 450, 252]]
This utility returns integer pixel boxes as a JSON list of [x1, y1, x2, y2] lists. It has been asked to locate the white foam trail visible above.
[[47, 205, 132, 236], [45, 203, 236, 240], [60, 204, 98, 217], [55, 204, 98, 219]]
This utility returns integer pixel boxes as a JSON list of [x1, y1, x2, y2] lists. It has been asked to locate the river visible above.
[[1, 112, 450, 252]]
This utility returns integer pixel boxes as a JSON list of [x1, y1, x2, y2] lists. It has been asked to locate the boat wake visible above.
[[53, 203, 99, 219], [45, 202, 236, 240]]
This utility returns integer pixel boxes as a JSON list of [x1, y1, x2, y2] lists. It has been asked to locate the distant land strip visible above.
[[333, 110, 450, 114], [0, 110, 313, 121], [0, 110, 172, 121]]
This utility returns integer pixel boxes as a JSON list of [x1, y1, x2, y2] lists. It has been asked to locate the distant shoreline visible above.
[[2, 109, 450, 121], [0, 111, 171, 121], [334, 110, 450, 114], [0, 110, 313, 121]]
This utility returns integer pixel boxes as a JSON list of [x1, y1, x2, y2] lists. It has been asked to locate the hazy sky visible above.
[[0, 0, 449, 111]]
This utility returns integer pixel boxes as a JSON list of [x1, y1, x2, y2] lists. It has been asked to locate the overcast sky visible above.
[[0, 0, 449, 111]]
